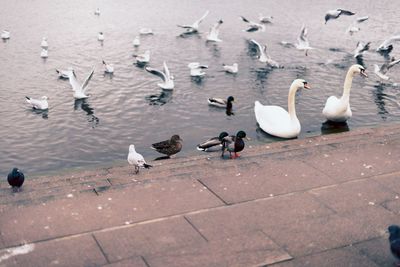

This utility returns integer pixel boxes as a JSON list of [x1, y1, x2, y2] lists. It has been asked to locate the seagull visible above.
[[221, 131, 247, 159], [197, 132, 229, 151], [133, 50, 150, 64], [25, 96, 49, 110], [259, 14, 273, 24], [325, 9, 355, 24], [132, 36, 140, 47], [177, 10, 209, 34], [56, 67, 74, 79], [127, 144, 152, 174], [346, 16, 369, 35], [295, 24, 314, 56], [222, 63, 238, 74], [206, 19, 223, 42], [188, 62, 208, 77], [145, 61, 174, 90], [388, 225, 400, 266], [151, 135, 183, 158], [376, 35, 400, 53], [373, 57, 400, 81], [353, 41, 370, 58], [41, 37, 48, 49], [7, 168, 25, 191], [1, 30, 10, 39], [94, 8, 100, 15], [139, 28, 153, 35], [97, 32, 104, 41], [67, 67, 95, 99], [250, 39, 280, 67], [239, 16, 265, 32], [102, 60, 114, 73], [40, 49, 48, 58]]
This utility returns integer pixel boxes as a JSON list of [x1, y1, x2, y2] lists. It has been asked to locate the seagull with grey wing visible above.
[[374, 57, 400, 81], [206, 19, 223, 42], [145, 61, 174, 90], [250, 39, 280, 68], [295, 24, 314, 56], [127, 144, 152, 174], [346, 16, 369, 35], [376, 35, 400, 53], [353, 41, 370, 58], [177, 10, 209, 34], [239, 16, 265, 32], [325, 8, 355, 24], [67, 67, 95, 99]]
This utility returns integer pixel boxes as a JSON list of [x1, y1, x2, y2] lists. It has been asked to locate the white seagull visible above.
[[177, 10, 209, 34], [376, 35, 400, 53], [239, 16, 265, 32], [139, 28, 153, 35], [259, 14, 273, 24], [325, 8, 355, 24], [353, 41, 370, 58], [145, 61, 174, 90], [41, 37, 48, 49], [222, 63, 238, 74], [295, 24, 314, 56], [94, 8, 100, 16], [1, 30, 10, 39], [25, 96, 49, 110], [188, 62, 208, 77], [206, 19, 223, 42], [346, 16, 369, 35], [374, 57, 400, 81], [250, 39, 280, 67], [40, 49, 48, 58], [102, 60, 114, 73], [56, 67, 74, 79], [68, 67, 95, 99], [133, 36, 140, 47], [97, 32, 104, 41], [133, 50, 150, 64], [127, 144, 152, 174]]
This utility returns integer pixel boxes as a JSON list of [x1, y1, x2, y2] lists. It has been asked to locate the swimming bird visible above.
[[151, 135, 183, 158], [376, 35, 400, 53], [239, 16, 265, 32], [94, 8, 100, 15], [322, 64, 367, 122], [346, 16, 369, 35], [133, 50, 150, 64], [41, 37, 48, 49], [206, 19, 223, 42], [197, 132, 229, 151], [222, 63, 238, 74], [188, 62, 208, 77], [324, 9, 355, 24], [388, 225, 400, 266], [373, 57, 400, 81], [127, 144, 152, 174], [353, 41, 370, 58], [295, 24, 314, 56], [67, 67, 95, 99], [40, 49, 48, 58], [7, 168, 25, 191], [208, 96, 234, 115], [250, 39, 280, 67], [56, 67, 74, 79], [139, 28, 153, 35], [254, 79, 310, 138], [221, 131, 247, 159], [1, 30, 10, 39], [145, 61, 174, 90], [133, 36, 140, 47], [25, 96, 49, 110], [259, 14, 273, 24], [97, 32, 104, 41], [102, 60, 114, 73], [177, 10, 209, 34]]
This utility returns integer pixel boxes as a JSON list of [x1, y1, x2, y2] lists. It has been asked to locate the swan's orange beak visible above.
[[304, 83, 311, 89]]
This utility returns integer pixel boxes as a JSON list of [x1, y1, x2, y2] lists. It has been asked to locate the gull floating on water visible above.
[[145, 61, 174, 90], [68, 67, 95, 99], [41, 37, 48, 49], [102, 60, 114, 73], [98, 32, 104, 41], [132, 36, 140, 47], [56, 67, 74, 79], [250, 39, 280, 67], [127, 144, 152, 174], [295, 24, 314, 56], [133, 50, 150, 64], [222, 63, 238, 74], [325, 8, 355, 24], [188, 62, 208, 77], [177, 10, 209, 34], [206, 19, 223, 42], [94, 8, 100, 16], [25, 96, 49, 110], [374, 57, 400, 81], [259, 14, 273, 24], [1, 30, 10, 39], [346, 16, 369, 35], [354, 41, 370, 58], [376, 35, 400, 53], [40, 49, 48, 58], [139, 28, 153, 35], [239, 16, 265, 32]]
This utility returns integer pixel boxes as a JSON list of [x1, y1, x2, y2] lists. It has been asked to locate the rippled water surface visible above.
[[1, 0, 400, 176]]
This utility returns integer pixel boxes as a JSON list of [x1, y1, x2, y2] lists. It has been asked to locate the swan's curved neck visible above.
[[342, 69, 355, 100], [288, 83, 300, 120]]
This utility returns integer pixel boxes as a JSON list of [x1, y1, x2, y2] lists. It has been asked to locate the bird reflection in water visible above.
[[372, 83, 389, 120], [206, 42, 221, 58], [145, 90, 173, 106], [31, 109, 49, 120], [321, 120, 349, 134], [74, 99, 99, 128]]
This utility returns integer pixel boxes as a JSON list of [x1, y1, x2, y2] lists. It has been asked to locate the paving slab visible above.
[[373, 171, 400, 195], [353, 237, 395, 267], [101, 257, 148, 267]]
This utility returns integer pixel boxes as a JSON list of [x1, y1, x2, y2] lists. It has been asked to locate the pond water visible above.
[[1, 0, 400, 176]]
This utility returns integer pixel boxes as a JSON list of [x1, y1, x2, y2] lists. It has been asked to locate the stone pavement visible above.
[[1, 124, 400, 266]]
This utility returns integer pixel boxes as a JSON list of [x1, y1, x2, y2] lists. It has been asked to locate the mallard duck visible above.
[[208, 96, 234, 115], [151, 135, 183, 157], [7, 168, 25, 191], [127, 144, 152, 174], [197, 132, 229, 151], [221, 131, 247, 159]]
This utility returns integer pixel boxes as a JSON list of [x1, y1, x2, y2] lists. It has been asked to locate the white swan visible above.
[[322, 64, 367, 122], [67, 67, 95, 99], [254, 79, 310, 139]]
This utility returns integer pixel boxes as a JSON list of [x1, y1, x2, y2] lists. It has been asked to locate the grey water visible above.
[[1, 0, 400, 177]]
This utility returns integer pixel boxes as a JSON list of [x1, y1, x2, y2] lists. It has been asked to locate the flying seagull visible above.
[[250, 39, 280, 67], [346, 16, 369, 35], [56, 67, 74, 79], [325, 9, 355, 24], [206, 19, 223, 42], [239, 16, 265, 32], [376, 35, 400, 53], [145, 61, 174, 90], [177, 10, 209, 34], [295, 25, 314, 56], [354, 41, 370, 58], [68, 67, 95, 99], [374, 57, 400, 81]]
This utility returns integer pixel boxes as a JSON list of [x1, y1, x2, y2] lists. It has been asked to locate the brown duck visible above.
[[151, 134, 183, 158]]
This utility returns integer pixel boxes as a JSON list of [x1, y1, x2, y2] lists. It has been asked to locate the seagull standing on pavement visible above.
[[127, 144, 152, 174]]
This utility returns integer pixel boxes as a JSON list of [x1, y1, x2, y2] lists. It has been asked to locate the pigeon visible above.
[[388, 225, 400, 265], [67, 67, 95, 99], [41, 37, 48, 49], [295, 24, 314, 56], [222, 63, 238, 74], [151, 135, 183, 158], [197, 132, 229, 151], [145, 61, 174, 90], [354, 41, 370, 58], [177, 10, 209, 34], [376, 35, 400, 53], [374, 57, 400, 81], [25, 96, 49, 110], [221, 131, 247, 159], [325, 9, 355, 24], [7, 168, 25, 191], [250, 39, 280, 67], [102, 60, 114, 73], [206, 19, 223, 42], [188, 62, 208, 77], [239, 16, 265, 32], [127, 144, 152, 174]]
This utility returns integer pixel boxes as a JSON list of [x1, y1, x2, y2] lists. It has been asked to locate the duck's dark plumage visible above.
[[221, 130, 246, 159], [389, 225, 400, 262], [152, 134, 183, 157], [7, 168, 25, 189], [197, 132, 229, 151]]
